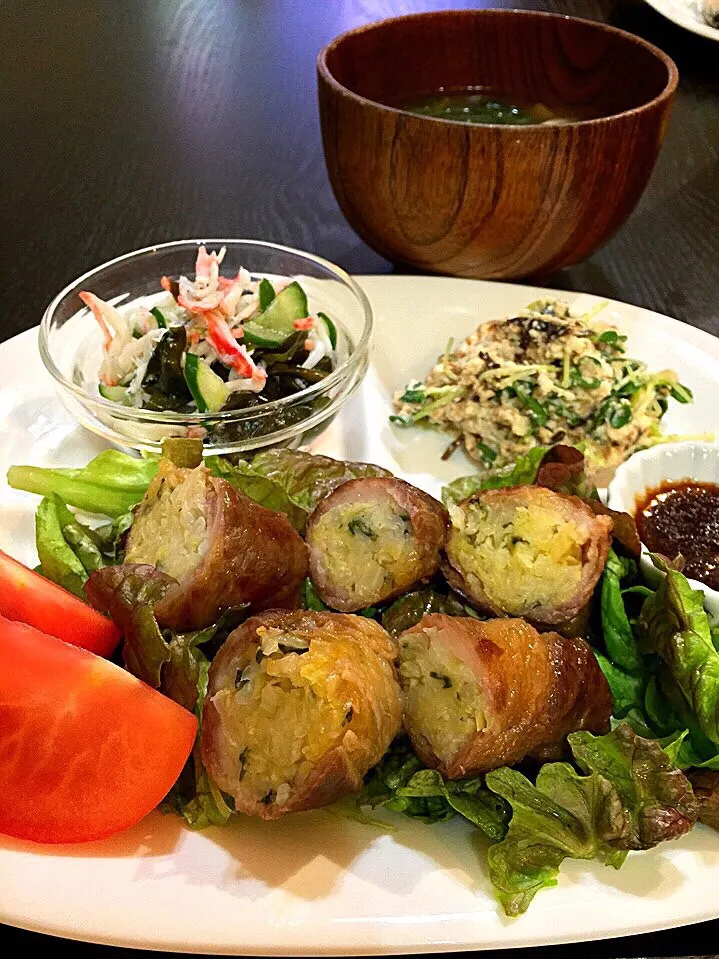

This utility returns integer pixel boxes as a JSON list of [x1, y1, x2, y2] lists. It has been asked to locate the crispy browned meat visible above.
[[536, 444, 588, 491], [398, 614, 612, 778], [586, 500, 642, 560], [202, 609, 403, 820], [535, 446, 640, 559], [307, 477, 448, 612], [689, 769, 719, 831], [124, 461, 308, 629], [444, 485, 612, 633]]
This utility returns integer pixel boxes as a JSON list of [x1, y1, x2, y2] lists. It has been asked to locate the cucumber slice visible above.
[[150, 307, 168, 329], [99, 384, 132, 405], [242, 321, 288, 348], [184, 353, 230, 413], [254, 281, 308, 334], [258, 278, 275, 311], [317, 311, 337, 349]]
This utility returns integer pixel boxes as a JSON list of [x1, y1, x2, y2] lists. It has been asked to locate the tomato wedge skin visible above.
[[0, 550, 120, 656], [0, 615, 197, 844]]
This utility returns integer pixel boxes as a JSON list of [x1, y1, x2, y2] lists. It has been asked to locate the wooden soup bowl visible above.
[[317, 10, 678, 280]]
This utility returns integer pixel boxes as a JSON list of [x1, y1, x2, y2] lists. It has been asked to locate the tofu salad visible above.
[[392, 298, 693, 475]]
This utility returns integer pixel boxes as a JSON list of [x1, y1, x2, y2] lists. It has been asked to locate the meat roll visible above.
[[307, 478, 448, 612], [398, 614, 611, 777], [201, 609, 403, 819], [443, 485, 612, 631], [124, 460, 308, 629]]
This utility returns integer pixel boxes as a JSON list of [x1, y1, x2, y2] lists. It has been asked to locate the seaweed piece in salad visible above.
[[80, 245, 339, 416]]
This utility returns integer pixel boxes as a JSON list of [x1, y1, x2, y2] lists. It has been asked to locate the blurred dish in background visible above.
[[642, 0, 719, 39]]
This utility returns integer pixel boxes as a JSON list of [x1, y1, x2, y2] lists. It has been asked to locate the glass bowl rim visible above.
[[38, 238, 373, 423]]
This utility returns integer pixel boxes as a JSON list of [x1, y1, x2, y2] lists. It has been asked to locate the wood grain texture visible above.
[[0, 0, 717, 330], [318, 9, 677, 279], [0, 0, 718, 955]]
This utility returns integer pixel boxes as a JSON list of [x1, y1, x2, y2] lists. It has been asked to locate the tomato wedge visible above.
[[0, 550, 120, 656], [0, 615, 197, 843]]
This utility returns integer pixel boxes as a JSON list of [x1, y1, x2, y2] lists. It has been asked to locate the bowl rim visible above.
[[38, 238, 373, 424], [317, 8, 679, 131]]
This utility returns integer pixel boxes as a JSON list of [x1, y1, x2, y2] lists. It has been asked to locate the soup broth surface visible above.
[[393, 87, 597, 125]]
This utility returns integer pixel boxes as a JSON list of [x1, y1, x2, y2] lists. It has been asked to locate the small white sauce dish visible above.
[[607, 441, 719, 620]]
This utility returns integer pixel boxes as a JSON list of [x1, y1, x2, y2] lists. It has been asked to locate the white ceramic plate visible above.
[[2, 275, 719, 956], [642, 0, 719, 40]]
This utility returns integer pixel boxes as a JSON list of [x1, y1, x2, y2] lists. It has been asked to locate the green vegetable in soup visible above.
[[397, 89, 590, 126]]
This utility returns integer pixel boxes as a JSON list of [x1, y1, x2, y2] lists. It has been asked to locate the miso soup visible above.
[[393, 87, 597, 126]]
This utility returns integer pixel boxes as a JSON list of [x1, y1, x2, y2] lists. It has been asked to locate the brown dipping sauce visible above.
[[635, 480, 719, 589]]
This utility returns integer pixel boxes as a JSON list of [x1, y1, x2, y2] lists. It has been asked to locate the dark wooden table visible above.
[[1, 0, 718, 956]]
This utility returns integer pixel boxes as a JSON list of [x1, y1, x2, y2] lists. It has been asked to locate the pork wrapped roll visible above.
[[201, 609, 403, 819], [124, 460, 308, 629], [398, 614, 611, 777], [307, 478, 448, 612], [443, 485, 612, 631]]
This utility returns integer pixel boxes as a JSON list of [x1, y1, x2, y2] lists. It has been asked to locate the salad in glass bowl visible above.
[[85, 245, 339, 414], [40, 240, 371, 454]]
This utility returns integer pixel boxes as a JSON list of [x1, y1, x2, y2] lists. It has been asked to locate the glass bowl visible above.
[[39, 239, 372, 455]]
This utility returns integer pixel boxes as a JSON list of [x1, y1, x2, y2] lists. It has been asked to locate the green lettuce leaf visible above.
[[359, 737, 510, 840], [86, 564, 248, 829], [486, 725, 699, 916], [594, 652, 643, 719], [592, 547, 691, 748], [85, 564, 178, 685], [569, 725, 698, 847], [381, 586, 479, 638], [302, 579, 478, 631], [34, 494, 131, 597], [163, 749, 235, 829], [8, 450, 158, 517], [161, 644, 235, 829], [442, 446, 547, 506], [600, 549, 643, 673], [207, 449, 392, 532], [639, 568, 719, 745], [302, 578, 328, 611], [35, 495, 89, 597]]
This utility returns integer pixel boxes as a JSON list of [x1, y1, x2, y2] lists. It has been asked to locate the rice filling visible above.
[[209, 627, 355, 806], [398, 626, 485, 763]]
